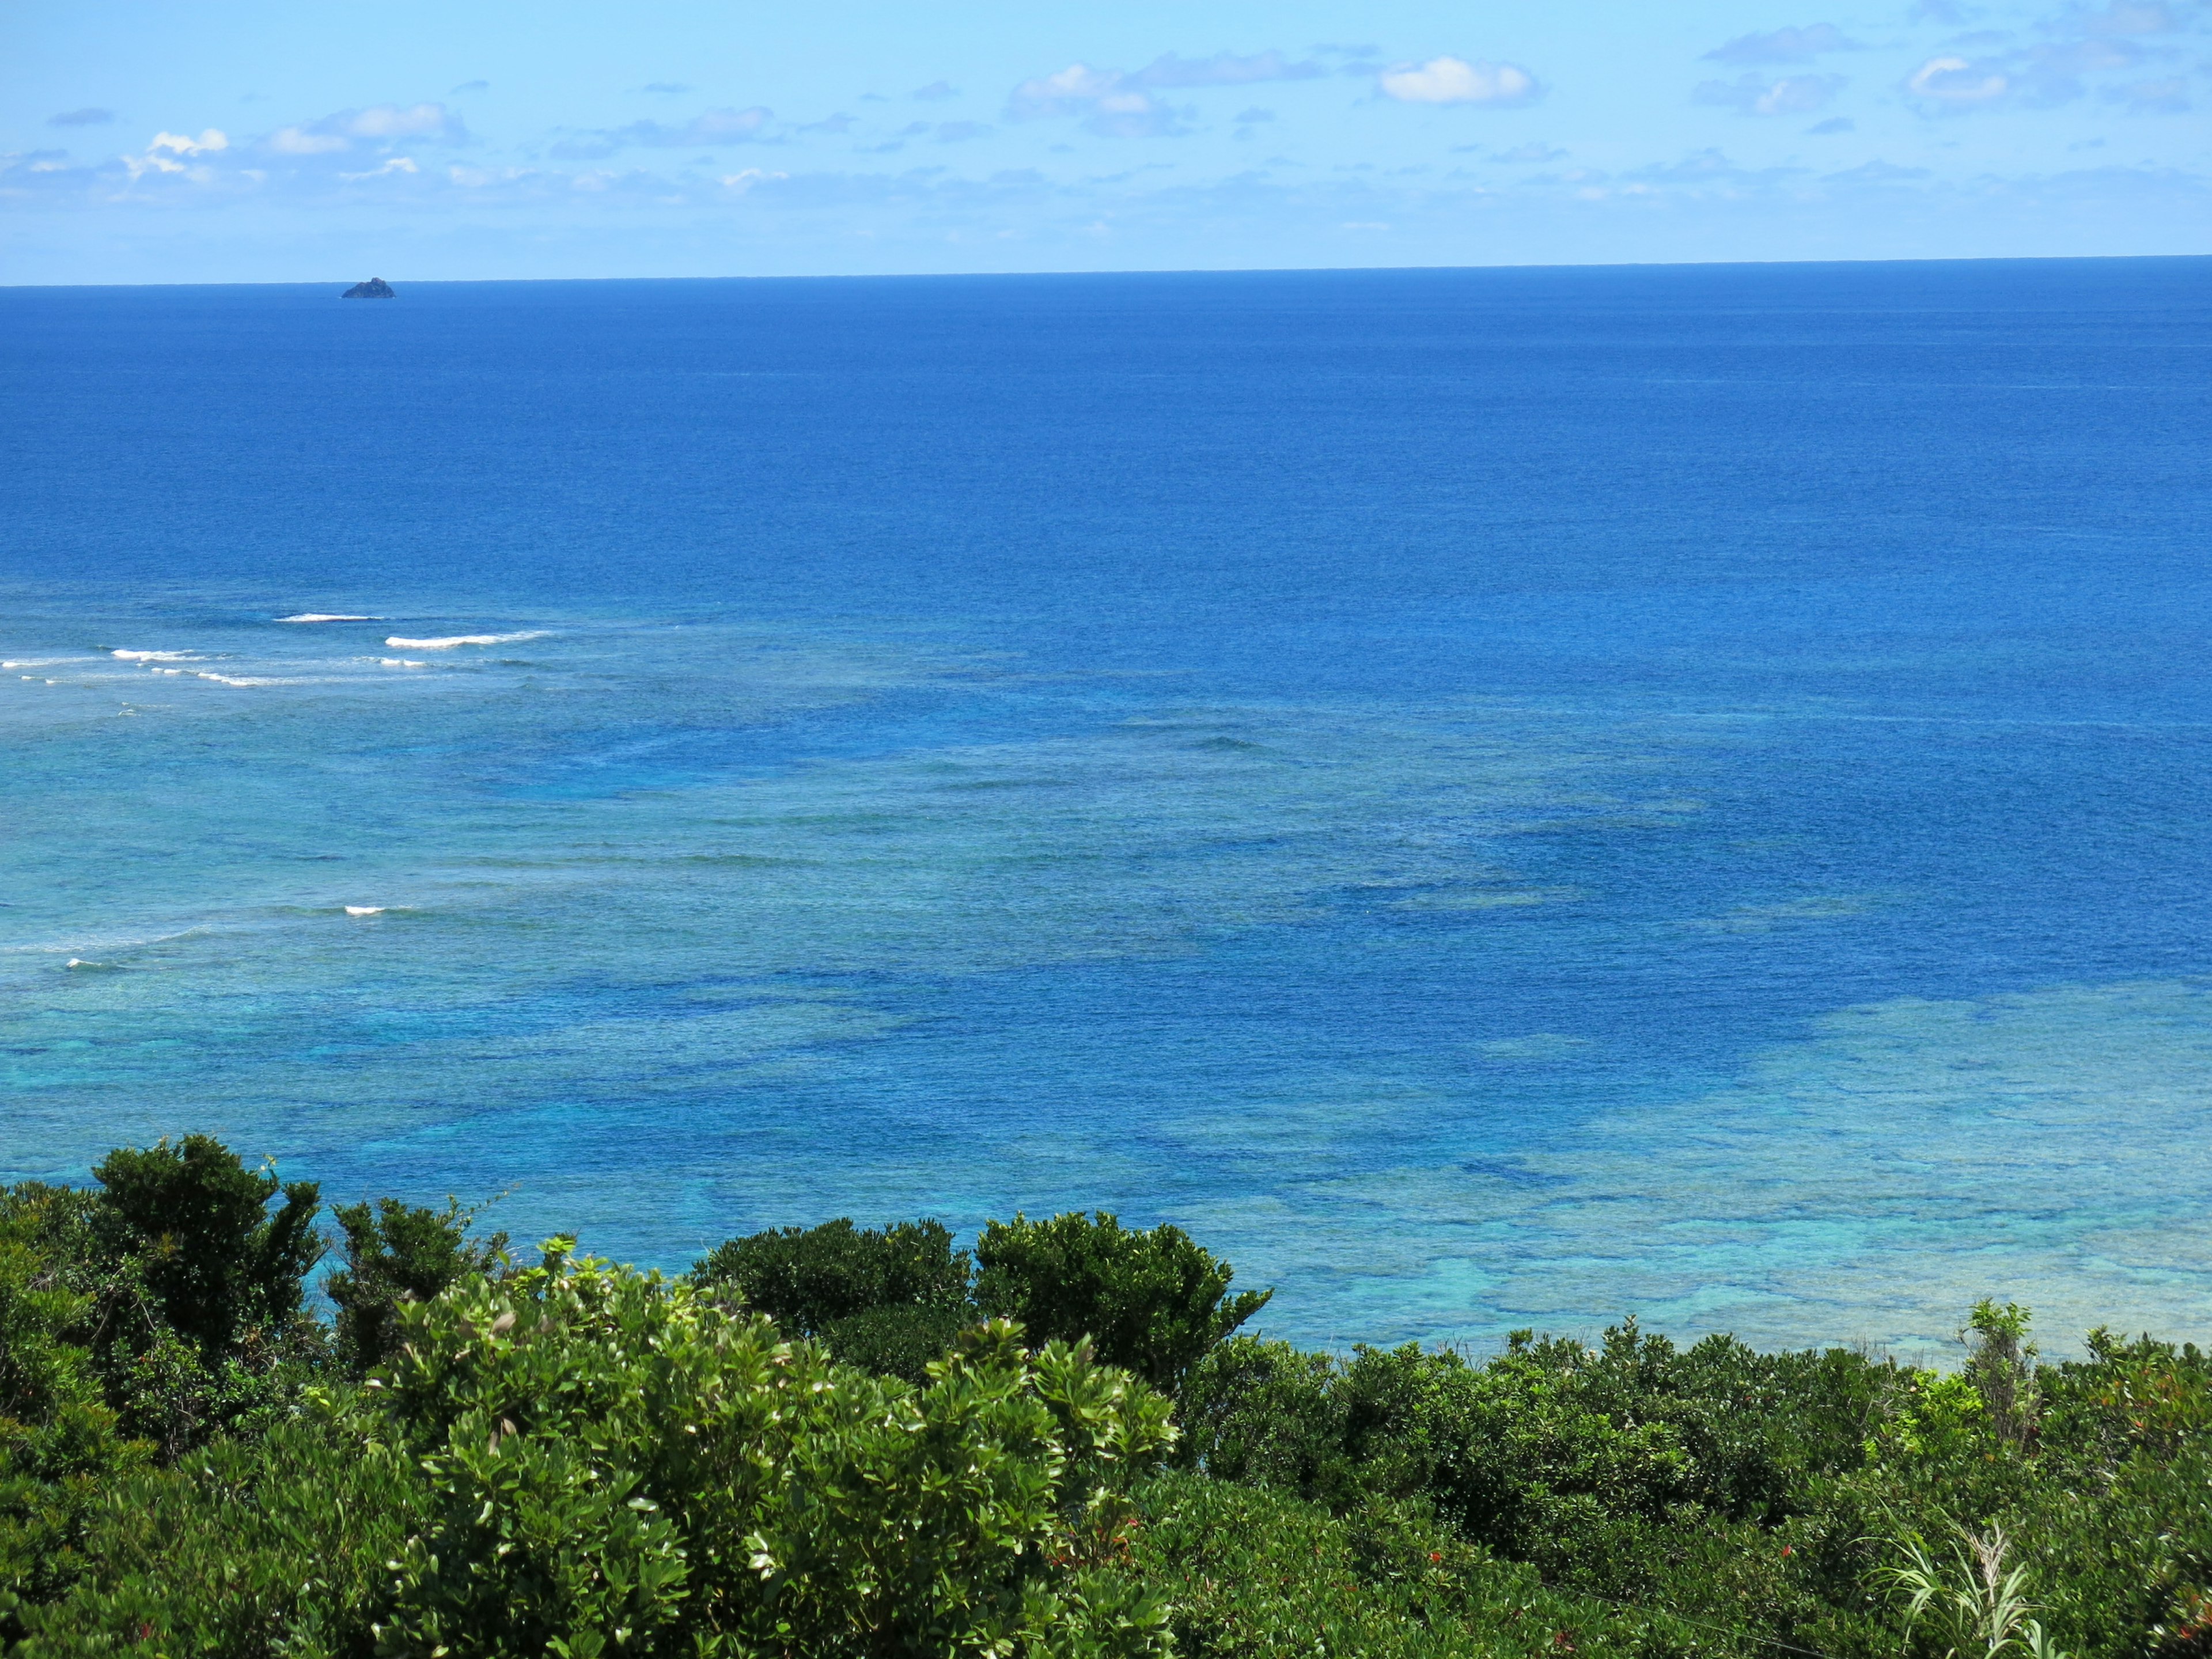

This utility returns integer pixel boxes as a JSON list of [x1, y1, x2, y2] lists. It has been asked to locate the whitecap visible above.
[[377, 657, 430, 668], [384, 631, 549, 650], [112, 649, 199, 662], [276, 613, 381, 623], [343, 906, 386, 916]]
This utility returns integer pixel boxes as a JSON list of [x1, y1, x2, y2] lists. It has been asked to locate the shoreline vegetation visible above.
[[3, 1137, 2207, 1657]]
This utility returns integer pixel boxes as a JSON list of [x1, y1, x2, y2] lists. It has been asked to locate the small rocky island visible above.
[[342, 277, 396, 298]]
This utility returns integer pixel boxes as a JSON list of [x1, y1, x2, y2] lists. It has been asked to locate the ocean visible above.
[[3, 258, 2208, 1358]]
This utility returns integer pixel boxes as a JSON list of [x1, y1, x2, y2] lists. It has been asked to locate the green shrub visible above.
[[692, 1217, 976, 1383], [325, 1194, 508, 1377], [90, 1136, 324, 1361], [12, 1407, 414, 1659], [1123, 1469, 1724, 1657], [0, 1190, 147, 1642], [976, 1212, 1271, 1399], [369, 1241, 1174, 1657]]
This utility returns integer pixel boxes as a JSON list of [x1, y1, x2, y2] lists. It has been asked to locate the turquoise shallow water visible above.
[[3, 261, 2209, 1357]]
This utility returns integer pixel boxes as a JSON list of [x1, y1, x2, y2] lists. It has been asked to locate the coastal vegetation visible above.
[[5, 1136, 2209, 1656]]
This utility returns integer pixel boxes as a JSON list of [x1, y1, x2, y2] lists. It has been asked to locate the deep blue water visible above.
[[4, 259, 2209, 1355]]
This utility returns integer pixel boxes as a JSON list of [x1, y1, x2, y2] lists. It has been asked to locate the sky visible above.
[[3, 0, 2209, 282]]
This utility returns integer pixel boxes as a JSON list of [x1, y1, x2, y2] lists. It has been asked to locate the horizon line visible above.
[[7, 249, 2211, 291]]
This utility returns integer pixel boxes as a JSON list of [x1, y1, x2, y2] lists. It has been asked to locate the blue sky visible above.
[[5, 0, 2207, 282]]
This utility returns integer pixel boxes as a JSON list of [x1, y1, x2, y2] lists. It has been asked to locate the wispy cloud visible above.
[[1136, 50, 1325, 87], [1007, 51, 1325, 137], [1007, 67, 1187, 137], [2105, 73, 2192, 108], [1694, 71, 1847, 114], [1823, 158, 1932, 182], [1492, 141, 1568, 162], [2055, 0, 2186, 36], [912, 80, 959, 101], [1377, 58, 1541, 105], [268, 104, 468, 156], [1906, 55, 2014, 104], [1703, 24, 1863, 64], [48, 108, 115, 127], [551, 106, 775, 158], [1904, 0, 2201, 112]]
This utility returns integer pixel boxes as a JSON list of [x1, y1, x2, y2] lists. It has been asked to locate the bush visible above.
[[12, 1408, 414, 1659], [16, 1134, 2212, 1659], [976, 1212, 1271, 1399], [369, 1241, 1174, 1657], [90, 1135, 324, 1360], [27, 1242, 1180, 1656], [325, 1194, 508, 1377], [0, 1189, 147, 1641], [692, 1217, 976, 1383], [1123, 1469, 1719, 1657]]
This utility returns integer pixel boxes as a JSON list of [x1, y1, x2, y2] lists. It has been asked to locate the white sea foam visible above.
[[343, 906, 386, 916], [377, 657, 430, 668], [276, 613, 380, 623], [112, 649, 198, 662], [2, 658, 80, 669], [383, 631, 548, 650]]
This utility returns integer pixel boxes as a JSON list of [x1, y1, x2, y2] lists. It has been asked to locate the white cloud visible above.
[[1006, 50, 1327, 137], [338, 155, 419, 180], [123, 128, 228, 177], [1907, 56, 2012, 101], [268, 127, 349, 155], [1006, 66, 1189, 137], [1900, 1, 2198, 113], [1377, 58, 1540, 105], [270, 104, 468, 156], [347, 104, 456, 138], [1694, 71, 1847, 114]]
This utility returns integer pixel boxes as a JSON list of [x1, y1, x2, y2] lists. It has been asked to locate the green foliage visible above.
[[12, 1407, 414, 1659], [325, 1194, 507, 1377], [692, 1216, 976, 1383], [369, 1241, 1174, 1657], [1963, 1301, 2041, 1451], [1187, 1320, 1891, 1589], [13, 1135, 2212, 1659], [1, 1137, 334, 1637], [1123, 1469, 1721, 1657], [0, 1188, 147, 1642], [1877, 1524, 2071, 1658], [976, 1211, 1271, 1399], [92, 1135, 324, 1359]]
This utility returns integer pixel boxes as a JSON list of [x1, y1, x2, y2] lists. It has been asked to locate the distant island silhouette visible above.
[[342, 278, 396, 298]]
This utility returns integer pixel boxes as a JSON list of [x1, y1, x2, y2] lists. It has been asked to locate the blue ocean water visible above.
[[3, 259, 2209, 1357]]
